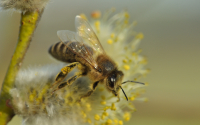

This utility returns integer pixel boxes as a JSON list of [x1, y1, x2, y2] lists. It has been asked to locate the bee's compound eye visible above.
[[98, 68, 102, 73]]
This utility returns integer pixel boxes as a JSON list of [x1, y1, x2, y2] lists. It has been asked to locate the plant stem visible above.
[[0, 10, 44, 124]]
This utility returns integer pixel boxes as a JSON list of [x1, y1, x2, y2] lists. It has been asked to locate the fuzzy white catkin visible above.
[[10, 11, 148, 125], [0, 0, 50, 11]]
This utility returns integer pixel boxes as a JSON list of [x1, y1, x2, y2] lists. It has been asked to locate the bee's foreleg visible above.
[[52, 73, 83, 93], [51, 62, 80, 87], [78, 81, 99, 102]]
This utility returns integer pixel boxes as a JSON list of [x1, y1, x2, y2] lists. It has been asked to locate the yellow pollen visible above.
[[114, 119, 118, 124], [145, 82, 149, 86], [123, 59, 128, 63], [87, 118, 92, 123], [123, 65, 130, 70], [94, 114, 100, 121], [101, 101, 107, 105], [119, 120, 123, 125], [124, 12, 129, 18], [29, 90, 36, 102], [95, 21, 100, 31], [107, 39, 113, 44], [103, 111, 109, 116], [130, 96, 135, 101], [91, 11, 101, 19], [83, 113, 87, 118], [106, 119, 113, 125], [123, 112, 131, 121], [79, 14, 87, 20], [101, 115, 105, 120], [85, 103, 92, 111], [110, 33, 115, 38], [124, 19, 129, 24], [111, 103, 116, 111], [104, 106, 110, 111], [136, 33, 144, 39]]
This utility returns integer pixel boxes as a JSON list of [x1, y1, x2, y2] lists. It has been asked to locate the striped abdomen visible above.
[[49, 41, 77, 63]]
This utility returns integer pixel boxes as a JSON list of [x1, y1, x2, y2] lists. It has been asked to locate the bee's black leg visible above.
[[52, 73, 83, 93], [51, 62, 80, 88], [78, 81, 99, 102]]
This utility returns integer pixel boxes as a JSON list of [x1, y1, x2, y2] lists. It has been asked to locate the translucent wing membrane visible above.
[[75, 15, 105, 55], [57, 30, 98, 69]]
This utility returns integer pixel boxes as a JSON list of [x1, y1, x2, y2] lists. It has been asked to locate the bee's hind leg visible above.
[[51, 62, 80, 88], [52, 72, 83, 93], [78, 81, 99, 102]]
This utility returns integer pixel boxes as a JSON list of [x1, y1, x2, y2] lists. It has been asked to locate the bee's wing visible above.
[[75, 15, 105, 56], [57, 30, 98, 69]]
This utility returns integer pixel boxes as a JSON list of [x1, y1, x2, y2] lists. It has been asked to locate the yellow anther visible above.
[[132, 52, 137, 56], [95, 21, 100, 31], [136, 33, 144, 39], [101, 95, 106, 100], [101, 114, 105, 120], [85, 103, 92, 111], [111, 103, 116, 111], [124, 19, 129, 24], [145, 82, 149, 86], [83, 113, 87, 118], [106, 119, 113, 125], [103, 111, 109, 116], [87, 118, 92, 124], [101, 101, 107, 105], [123, 112, 131, 121], [107, 39, 113, 44], [35, 72, 38, 75], [130, 96, 135, 101], [110, 33, 115, 38], [140, 58, 147, 64], [114, 119, 118, 124], [119, 120, 123, 125], [104, 106, 110, 111], [123, 59, 128, 63], [94, 114, 100, 121], [79, 13, 87, 20], [91, 11, 101, 19], [81, 111, 87, 118], [123, 65, 130, 70], [124, 12, 129, 18]]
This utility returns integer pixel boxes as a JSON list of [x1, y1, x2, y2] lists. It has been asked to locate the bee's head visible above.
[[106, 70, 127, 100], [106, 70, 145, 101]]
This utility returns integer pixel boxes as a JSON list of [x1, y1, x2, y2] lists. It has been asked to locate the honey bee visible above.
[[49, 15, 143, 101]]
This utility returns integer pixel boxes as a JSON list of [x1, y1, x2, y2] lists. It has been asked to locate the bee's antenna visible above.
[[122, 80, 145, 85], [119, 86, 128, 101]]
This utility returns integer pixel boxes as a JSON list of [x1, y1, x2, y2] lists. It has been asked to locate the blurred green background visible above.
[[0, 0, 200, 125]]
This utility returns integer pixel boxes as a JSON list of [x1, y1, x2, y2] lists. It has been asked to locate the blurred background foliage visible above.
[[0, 0, 199, 125]]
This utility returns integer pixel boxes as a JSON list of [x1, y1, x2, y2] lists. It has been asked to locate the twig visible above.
[[0, 10, 44, 124]]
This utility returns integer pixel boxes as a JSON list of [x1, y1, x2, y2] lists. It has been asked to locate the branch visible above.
[[0, 10, 44, 124]]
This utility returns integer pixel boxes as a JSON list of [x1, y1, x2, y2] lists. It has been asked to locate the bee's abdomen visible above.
[[48, 41, 77, 63]]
